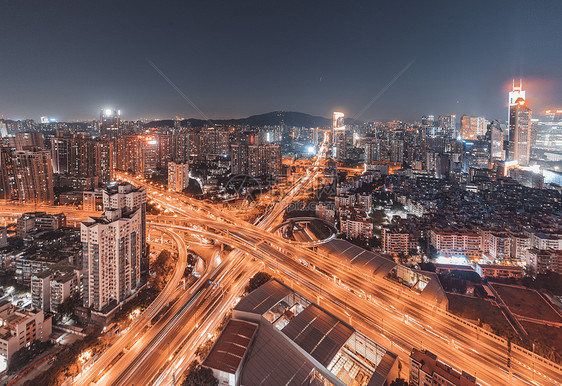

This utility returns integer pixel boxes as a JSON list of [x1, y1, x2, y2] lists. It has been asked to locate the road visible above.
[[95, 141, 328, 384], [150, 221, 562, 386], [71, 226, 188, 386], [69, 135, 561, 385]]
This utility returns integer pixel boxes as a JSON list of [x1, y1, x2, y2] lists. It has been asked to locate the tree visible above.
[[390, 378, 408, 386], [57, 295, 81, 321], [182, 363, 218, 386], [244, 272, 272, 294], [9, 340, 52, 371]]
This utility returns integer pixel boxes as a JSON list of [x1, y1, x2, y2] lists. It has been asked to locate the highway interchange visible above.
[[9, 138, 559, 385]]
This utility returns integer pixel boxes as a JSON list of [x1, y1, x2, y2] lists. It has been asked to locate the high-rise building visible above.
[[0, 146, 18, 201], [102, 183, 147, 259], [0, 122, 8, 138], [81, 208, 142, 312], [508, 81, 532, 166], [332, 112, 346, 160], [390, 140, 404, 164], [231, 143, 282, 177], [460, 115, 486, 140], [534, 109, 562, 150], [99, 108, 121, 139], [95, 138, 114, 184], [364, 142, 379, 164], [168, 162, 189, 192], [488, 120, 504, 162], [438, 115, 457, 138], [50, 132, 75, 175], [50, 132, 113, 185], [81, 183, 146, 312], [11, 148, 54, 204], [197, 127, 229, 157], [12, 132, 45, 150]]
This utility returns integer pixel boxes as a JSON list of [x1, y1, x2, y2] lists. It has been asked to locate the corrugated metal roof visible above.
[[234, 279, 293, 315], [202, 319, 258, 374], [240, 319, 344, 386], [282, 304, 354, 367]]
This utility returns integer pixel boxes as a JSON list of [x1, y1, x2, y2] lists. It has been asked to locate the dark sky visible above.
[[1, 0, 561, 122]]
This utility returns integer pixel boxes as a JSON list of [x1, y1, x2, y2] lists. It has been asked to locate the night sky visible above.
[[1, 0, 562, 122]]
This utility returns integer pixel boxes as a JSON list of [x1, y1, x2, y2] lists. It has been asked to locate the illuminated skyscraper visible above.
[[332, 111, 346, 160], [99, 108, 121, 139], [460, 115, 486, 140], [508, 81, 532, 165]]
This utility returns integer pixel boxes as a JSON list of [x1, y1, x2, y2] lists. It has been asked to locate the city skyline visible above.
[[2, 1, 562, 122], [1, 1, 562, 385]]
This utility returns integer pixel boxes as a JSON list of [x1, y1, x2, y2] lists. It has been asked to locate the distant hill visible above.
[[146, 111, 363, 129]]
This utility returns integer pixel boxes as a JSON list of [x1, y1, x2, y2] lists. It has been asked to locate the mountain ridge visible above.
[[146, 111, 363, 128]]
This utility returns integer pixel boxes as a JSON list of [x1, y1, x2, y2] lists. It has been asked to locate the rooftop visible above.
[[282, 303, 354, 367], [234, 279, 293, 315], [202, 319, 258, 374]]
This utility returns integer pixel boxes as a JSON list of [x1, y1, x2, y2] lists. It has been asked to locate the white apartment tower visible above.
[[81, 183, 146, 312], [81, 208, 142, 311]]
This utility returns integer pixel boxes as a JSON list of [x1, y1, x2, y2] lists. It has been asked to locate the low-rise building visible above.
[[16, 212, 66, 237], [381, 227, 412, 255], [341, 217, 373, 239], [475, 264, 525, 279], [526, 248, 556, 273], [430, 229, 482, 260], [0, 300, 52, 366], [31, 265, 80, 313]]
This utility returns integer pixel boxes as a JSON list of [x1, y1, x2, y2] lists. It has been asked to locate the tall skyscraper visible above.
[[488, 120, 504, 162], [508, 81, 532, 166], [99, 108, 121, 139], [332, 111, 346, 160]]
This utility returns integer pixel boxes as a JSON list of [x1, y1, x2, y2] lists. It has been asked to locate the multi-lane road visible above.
[[71, 227, 188, 385], [37, 137, 560, 385]]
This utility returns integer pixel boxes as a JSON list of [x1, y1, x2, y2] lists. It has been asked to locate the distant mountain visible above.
[[146, 111, 363, 129]]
